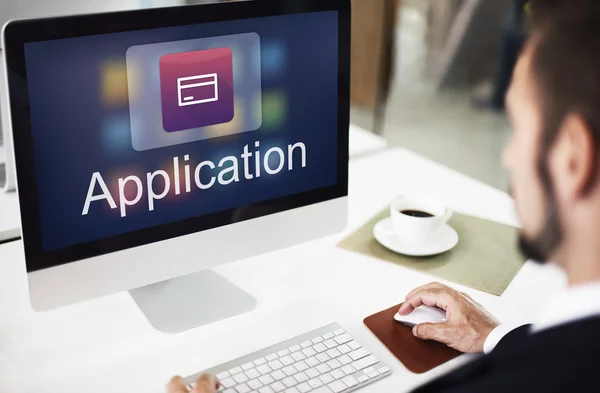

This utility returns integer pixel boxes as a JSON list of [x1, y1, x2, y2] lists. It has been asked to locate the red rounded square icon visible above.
[[159, 48, 235, 132]]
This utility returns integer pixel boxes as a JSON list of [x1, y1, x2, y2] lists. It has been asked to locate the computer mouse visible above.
[[394, 305, 447, 327]]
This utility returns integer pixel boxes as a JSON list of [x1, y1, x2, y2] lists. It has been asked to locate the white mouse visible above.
[[394, 305, 447, 327]]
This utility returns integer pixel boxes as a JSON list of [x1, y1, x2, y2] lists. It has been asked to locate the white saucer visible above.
[[373, 217, 459, 257]]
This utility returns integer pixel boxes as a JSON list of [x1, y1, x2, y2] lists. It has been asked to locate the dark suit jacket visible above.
[[412, 317, 600, 392]]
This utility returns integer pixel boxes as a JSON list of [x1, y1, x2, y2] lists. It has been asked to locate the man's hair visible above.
[[528, 0, 600, 180]]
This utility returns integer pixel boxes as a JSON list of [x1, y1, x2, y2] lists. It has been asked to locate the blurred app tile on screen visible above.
[[262, 90, 288, 131], [101, 61, 130, 108], [261, 39, 287, 80]]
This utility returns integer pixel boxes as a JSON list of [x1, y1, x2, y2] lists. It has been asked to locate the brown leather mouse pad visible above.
[[364, 303, 461, 374]]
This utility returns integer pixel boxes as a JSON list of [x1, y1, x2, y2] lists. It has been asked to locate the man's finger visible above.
[[193, 374, 220, 393], [412, 322, 450, 343], [399, 288, 454, 315], [167, 376, 188, 393], [404, 282, 447, 301]]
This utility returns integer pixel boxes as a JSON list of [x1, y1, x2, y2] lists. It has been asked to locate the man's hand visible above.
[[167, 374, 220, 393], [398, 282, 500, 353]]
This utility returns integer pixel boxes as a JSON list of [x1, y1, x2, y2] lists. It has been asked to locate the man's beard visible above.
[[518, 207, 562, 263], [517, 158, 564, 264]]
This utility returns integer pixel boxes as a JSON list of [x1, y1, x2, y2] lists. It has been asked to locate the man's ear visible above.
[[551, 114, 596, 200]]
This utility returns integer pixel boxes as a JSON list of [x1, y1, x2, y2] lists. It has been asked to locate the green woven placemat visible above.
[[338, 206, 526, 296]]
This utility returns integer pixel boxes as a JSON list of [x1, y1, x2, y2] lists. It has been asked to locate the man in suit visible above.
[[169, 0, 600, 391]]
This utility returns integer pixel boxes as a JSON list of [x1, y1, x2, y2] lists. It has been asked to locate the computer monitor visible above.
[[2, 0, 350, 332]]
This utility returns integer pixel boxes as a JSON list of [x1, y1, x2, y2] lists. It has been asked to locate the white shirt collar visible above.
[[532, 281, 600, 333]]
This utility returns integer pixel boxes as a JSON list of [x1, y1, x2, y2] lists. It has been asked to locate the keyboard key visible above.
[[259, 387, 275, 393], [271, 381, 286, 392], [272, 370, 286, 380], [322, 332, 335, 340], [289, 345, 302, 353], [235, 383, 251, 393], [341, 376, 358, 388], [352, 355, 379, 371], [316, 364, 332, 374], [233, 373, 249, 384], [319, 373, 334, 384], [221, 378, 236, 388], [367, 371, 380, 379], [294, 372, 309, 383], [341, 365, 355, 375], [327, 349, 341, 358], [267, 354, 279, 361], [309, 378, 324, 388], [316, 353, 331, 363], [283, 377, 298, 388], [363, 367, 376, 375], [328, 380, 347, 393], [295, 361, 309, 372], [278, 349, 291, 357], [349, 348, 370, 361], [327, 359, 342, 370], [302, 348, 317, 357], [223, 389, 236, 393], [296, 383, 311, 393], [285, 388, 300, 393], [280, 356, 294, 366], [254, 357, 267, 366], [378, 366, 391, 374], [334, 329, 345, 336], [306, 357, 320, 367], [217, 371, 231, 380], [314, 343, 328, 353], [292, 352, 306, 361], [338, 345, 351, 355], [312, 336, 324, 344], [348, 341, 362, 350], [323, 339, 337, 349], [257, 365, 273, 375], [331, 369, 345, 380], [338, 355, 352, 365], [242, 362, 255, 371], [259, 375, 275, 385], [245, 369, 261, 379], [301, 341, 312, 348], [357, 374, 369, 383], [269, 360, 284, 370], [334, 334, 352, 345], [306, 368, 320, 379], [229, 366, 243, 375], [282, 366, 297, 376], [248, 379, 263, 389]]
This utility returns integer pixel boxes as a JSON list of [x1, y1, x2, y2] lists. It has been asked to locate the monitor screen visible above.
[[5, 2, 349, 271]]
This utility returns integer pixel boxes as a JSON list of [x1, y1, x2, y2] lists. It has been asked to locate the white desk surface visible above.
[[0, 148, 566, 393], [0, 125, 384, 243], [348, 124, 388, 158]]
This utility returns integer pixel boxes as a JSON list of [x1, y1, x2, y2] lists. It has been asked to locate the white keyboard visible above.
[[184, 323, 392, 393]]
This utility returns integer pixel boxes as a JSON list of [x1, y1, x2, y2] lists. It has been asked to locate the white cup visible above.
[[383, 196, 453, 245]]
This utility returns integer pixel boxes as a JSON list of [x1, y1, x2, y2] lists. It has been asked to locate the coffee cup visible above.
[[382, 196, 453, 245]]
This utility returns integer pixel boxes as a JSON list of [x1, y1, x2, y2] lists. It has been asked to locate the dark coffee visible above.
[[400, 210, 434, 218]]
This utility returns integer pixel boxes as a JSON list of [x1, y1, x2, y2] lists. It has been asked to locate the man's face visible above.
[[503, 45, 560, 262]]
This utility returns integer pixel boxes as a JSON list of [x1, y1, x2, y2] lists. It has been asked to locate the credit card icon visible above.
[[177, 73, 219, 107]]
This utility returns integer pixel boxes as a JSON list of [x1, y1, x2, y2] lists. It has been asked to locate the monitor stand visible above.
[[129, 270, 257, 333]]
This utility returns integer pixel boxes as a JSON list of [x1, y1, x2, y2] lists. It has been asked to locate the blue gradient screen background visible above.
[[24, 11, 339, 251]]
